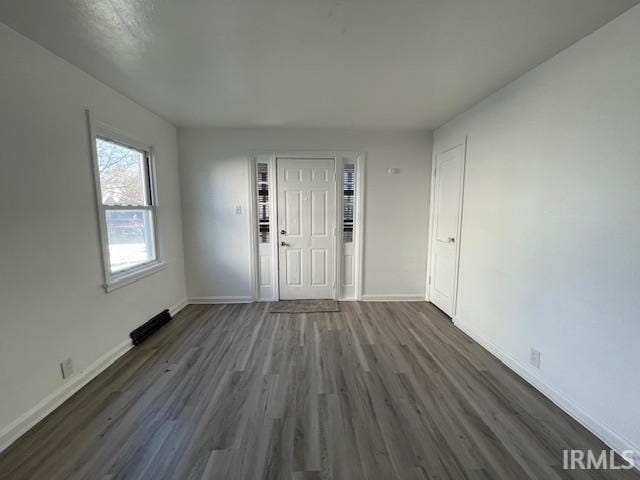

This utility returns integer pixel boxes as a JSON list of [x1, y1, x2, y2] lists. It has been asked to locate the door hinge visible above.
[[428, 275, 431, 285]]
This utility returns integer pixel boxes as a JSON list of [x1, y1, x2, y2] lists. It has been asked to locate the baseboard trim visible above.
[[453, 316, 640, 469], [189, 295, 426, 303], [169, 297, 188, 316], [361, 294, 425, 302], [0, 337, 133, 454], [188, 296, 254, 304]]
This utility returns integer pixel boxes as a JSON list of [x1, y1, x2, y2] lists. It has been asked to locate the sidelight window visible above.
[[257, 163, 271, 243], [343, 164, 355, 243]]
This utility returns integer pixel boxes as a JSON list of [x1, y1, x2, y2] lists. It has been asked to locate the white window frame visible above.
[[87, 110, 166, 292]]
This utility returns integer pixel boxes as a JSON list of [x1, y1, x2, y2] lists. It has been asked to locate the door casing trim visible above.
[[248, 151, 366, 301]]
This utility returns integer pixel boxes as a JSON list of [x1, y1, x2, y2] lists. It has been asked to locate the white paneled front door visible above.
[[277, 158, 336, 299], [429, 143, 465, 316]]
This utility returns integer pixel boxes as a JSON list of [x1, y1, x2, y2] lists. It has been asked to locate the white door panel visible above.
[[284, 190, 302, 236], [311, 167, 329, 182], [435, 158, 460, 241], [311, 248, 328, 286], [285, 168, 302, 182], [285, 249, 303, 286], [343, 254, 354, 287], [311, 190, 327, 236], [259, 255, 271, 286], [429, 144, 465, 316], [278, 158, 336, 299]]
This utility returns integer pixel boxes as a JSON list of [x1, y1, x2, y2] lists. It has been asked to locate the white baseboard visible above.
[[0, 338, 133, 453], [188, 296, 254, 304], [189, 295, 425, 303], [169, 297, 188, 316], [361, 294, 426, 302], [453, 316, 640, 469]]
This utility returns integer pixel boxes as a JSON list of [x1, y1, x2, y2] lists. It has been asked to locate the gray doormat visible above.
[[268, 300, 340, 314]]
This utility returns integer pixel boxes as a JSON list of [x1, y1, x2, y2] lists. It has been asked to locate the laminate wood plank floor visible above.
[[0, 302, 636, 480]]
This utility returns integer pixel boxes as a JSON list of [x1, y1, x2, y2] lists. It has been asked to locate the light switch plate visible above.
[[530, 348, 541, 369], [60, 358, 74, 379]]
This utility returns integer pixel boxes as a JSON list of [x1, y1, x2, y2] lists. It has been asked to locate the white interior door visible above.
[[277, 158, 336, 300], [429, 143, 465, 316]]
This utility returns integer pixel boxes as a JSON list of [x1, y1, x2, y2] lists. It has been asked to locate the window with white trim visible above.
[[93, 134, 161, 288]]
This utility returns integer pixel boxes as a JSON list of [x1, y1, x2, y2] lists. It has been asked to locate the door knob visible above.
[[448, 237, 455, 243], [280, 230, 286, 235], [280, 241, 290, 247]]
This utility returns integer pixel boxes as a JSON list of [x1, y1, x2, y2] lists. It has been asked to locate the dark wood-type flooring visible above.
[[0, 302, 637, 480]]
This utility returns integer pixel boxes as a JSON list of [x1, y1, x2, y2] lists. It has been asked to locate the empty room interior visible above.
[[1, 0, 640, 478]]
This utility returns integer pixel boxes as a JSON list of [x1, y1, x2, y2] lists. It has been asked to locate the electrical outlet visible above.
[[60, 358, 74, 379], [530, 348, 541, 369]]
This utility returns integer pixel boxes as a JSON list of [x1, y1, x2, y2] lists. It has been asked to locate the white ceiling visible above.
[[1, 0, 638, 129]]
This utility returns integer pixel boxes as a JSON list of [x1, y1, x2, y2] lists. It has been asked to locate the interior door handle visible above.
[[448, 237, 455, 243], [280, 241, 290, 247]]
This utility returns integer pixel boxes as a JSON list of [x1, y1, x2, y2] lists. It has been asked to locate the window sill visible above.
[[104, 261, 168, 293]]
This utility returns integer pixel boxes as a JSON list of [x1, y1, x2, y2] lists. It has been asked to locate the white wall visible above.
[[178, 128, 432, 301], [435, 6, 640, 456], [0, 23, 187, 446]]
